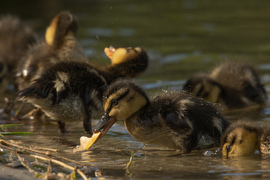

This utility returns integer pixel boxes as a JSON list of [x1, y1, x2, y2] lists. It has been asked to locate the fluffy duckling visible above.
[[183, 62, 267, 110], [0, 16, 36, 91], [221, 120, 270, 157], [16, 11, 87, 90], [18, 47, 148, 135], [93, 79, 229, 153]]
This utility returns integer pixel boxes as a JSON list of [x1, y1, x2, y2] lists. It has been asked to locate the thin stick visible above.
[[29, 154, 88, 180], [19, 108, 40, 120], [0, 139, 88, 166], [15, 152, 35, 173], [32, 146, 58, 152], [1, 143, 89, 180], [125, 150, 134, 174]]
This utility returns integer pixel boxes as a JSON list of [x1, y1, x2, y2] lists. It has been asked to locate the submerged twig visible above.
[[29, 154, 88, 180], [0, 139, 91, 179], [125, 150, 135, 175], [0, 139, 88, 166], [16, 152, 35, 173]]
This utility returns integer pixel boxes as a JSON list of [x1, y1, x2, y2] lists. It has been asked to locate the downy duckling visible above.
[[93, 79, 229, 153], [221, 120, 270, 157], [16, 11, 87, 90], [0, 16, 36, 91], [183, 62, 267, 110], [18, 47, 148, 135]]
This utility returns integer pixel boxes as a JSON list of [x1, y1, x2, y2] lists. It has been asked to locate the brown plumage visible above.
[[183, 62, 267, 110], [0, 16, 36, 92], [93, 79, 229, 153], [15, 11, 87, 90], [221, 120, 270, 157], [18, 47, 148, 135]]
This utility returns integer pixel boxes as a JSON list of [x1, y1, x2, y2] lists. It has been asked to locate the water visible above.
[[1, 0, 270, 179]]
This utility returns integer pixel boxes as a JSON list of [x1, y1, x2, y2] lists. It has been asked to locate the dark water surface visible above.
[[1, 0, 270, 179]]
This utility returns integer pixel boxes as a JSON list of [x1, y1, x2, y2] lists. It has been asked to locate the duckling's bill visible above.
[[73, 114, 117, 152], [73, 132, 101, 152], [104, 46, 115, 60]]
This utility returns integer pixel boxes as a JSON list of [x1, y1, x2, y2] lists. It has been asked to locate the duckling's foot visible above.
[[57, 120, 67, 133]]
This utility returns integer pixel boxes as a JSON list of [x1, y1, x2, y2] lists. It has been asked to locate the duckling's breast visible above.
[[125, 114, 189, 152], [27, 94, 85, 122]]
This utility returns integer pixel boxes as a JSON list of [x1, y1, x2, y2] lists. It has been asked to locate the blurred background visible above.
[[2, 0, 270, 85], [1, 0, 270, 179]]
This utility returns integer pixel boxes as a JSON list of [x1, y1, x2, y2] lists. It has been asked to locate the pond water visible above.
[[1, 0, 270, 179]]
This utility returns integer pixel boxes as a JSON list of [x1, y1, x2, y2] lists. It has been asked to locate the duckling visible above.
[[15, 11, 87, 90], [18, 47, 148, 135], [0, 16, 36, 90], [93, 79, 229, 153], [221, 120, 270, 157], [183, 62, 267, 110]]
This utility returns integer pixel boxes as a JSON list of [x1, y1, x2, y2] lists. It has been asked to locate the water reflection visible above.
[[1, 0, 270, 179]]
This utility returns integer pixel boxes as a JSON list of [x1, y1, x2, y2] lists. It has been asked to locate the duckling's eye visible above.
[[239, 139, 243, 144], [111, 99, 118, 106]]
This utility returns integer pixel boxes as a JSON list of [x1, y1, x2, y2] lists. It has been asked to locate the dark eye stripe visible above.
[[117, 89, 130, 101], [108, 89, 130, 112], [230, 136, 236, 146]]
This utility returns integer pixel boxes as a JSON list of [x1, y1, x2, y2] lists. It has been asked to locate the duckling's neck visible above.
[[98, 53, 148, 83]]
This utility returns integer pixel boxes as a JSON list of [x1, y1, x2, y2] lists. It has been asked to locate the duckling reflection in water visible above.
[[0, 16, 37, 92], [18, 47, 148, 135], [221, 120, 270, 157], [183, 62, 267, 110], [93, 79, 229, 153], [16, 11, 87, 90]]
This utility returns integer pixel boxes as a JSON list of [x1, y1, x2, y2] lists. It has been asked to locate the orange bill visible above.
[[73, 116, 117, 152], [104, 46, 116, 60], [73, 131, 101, 152]]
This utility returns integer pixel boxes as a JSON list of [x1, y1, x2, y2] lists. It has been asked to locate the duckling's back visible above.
[[128, 91, 229, 152], [18, 61, 107, 123], [210, 62, 267, 106]]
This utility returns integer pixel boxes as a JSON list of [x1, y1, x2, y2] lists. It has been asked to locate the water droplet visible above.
[[203, 150, 215, 156], [162, 89, 168, 93], [110, 6, 113, 9], [96, 35, 99, 39]]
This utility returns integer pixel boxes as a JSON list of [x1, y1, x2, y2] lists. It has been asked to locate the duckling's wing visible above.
[[18, 77, 55, 100], [162, 111, 192, 133]]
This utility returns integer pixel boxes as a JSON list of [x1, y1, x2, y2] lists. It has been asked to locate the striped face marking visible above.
[[222, 127, 258, 157], [103, 87, 147, 121]]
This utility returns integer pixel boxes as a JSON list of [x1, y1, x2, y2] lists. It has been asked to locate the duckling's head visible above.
[[183, 73, 222, 103], [94, 79, 149, 134], [221, 121, 260, 157], [45, 11, 77, 48], [104, 46, 146, 65], [210, 62, 267, 106]]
